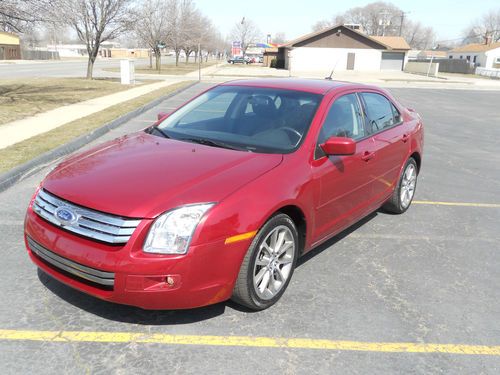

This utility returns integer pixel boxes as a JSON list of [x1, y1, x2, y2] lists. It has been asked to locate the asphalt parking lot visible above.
[[0, 83, 499, 374]]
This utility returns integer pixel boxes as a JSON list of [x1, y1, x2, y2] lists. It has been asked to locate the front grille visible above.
[[32, 189, 141, 244], [27, 236, 115, 288]]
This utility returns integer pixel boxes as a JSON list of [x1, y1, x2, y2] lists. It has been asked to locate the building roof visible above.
[[412, 50, 448, 58], [450, 42, 500, 53], [281, 24, 410, 51], [371, 36, 411, 50], [220, 78, 359, 95]]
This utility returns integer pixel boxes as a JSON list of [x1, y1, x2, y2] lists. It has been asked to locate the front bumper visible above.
[[24, 205, 250, 310]]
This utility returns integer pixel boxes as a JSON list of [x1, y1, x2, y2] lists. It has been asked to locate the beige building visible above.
[[108, 48, 150, 59], [0, 31, 21, 60], [277, 25, 410, 73]]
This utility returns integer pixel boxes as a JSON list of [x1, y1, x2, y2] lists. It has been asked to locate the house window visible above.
[[449, 55, 453, 59], [466, 55, 471, 61], [473, 55, 477, 63], [460, 55, 463, 59]]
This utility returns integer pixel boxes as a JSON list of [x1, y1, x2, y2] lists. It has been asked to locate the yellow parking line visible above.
[[0, 329, 498, 356], [413, 200, 500, 208]]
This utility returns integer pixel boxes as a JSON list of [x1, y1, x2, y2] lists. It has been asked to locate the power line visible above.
[[434, 29, 500, 44]]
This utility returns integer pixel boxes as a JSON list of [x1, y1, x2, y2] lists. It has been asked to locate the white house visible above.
[[447, 42, 500, 69], [276, 25, 410, 74]]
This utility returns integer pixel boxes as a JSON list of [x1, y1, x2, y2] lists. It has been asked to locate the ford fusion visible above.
[[25, 79, 424, 311]]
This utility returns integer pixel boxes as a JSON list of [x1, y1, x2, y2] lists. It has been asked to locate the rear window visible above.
[[361, 93, 401, 133]]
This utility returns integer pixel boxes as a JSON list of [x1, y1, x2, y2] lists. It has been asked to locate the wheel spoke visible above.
[[278, 255, 292, 265], [277, 240, 293, 257], [259, 270, 271, 293], [255, 267, 267, 285], [255, 256, 270, 267], [274, 230, 286, 254], [270, 230, 278, 248], [261, 242, 273, 256]]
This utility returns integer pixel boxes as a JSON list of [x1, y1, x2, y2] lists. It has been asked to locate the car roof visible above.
[[219, 78, 371, 95]]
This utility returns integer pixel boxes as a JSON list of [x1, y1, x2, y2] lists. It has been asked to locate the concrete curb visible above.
[[0, 81, 198, 193]]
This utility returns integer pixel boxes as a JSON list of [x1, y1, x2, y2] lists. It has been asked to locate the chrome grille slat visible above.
[[27, 237, 115, 287], [33, 189, 141, 244]]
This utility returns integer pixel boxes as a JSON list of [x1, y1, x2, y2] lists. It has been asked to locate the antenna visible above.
[[325, 58, 340, 80]]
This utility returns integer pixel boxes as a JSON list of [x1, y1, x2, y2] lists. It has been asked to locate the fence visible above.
[[436, 59, 475, 74], [405, 61, 439, 76], [475, 67, 500, 79], [21, 50, 60, 60]]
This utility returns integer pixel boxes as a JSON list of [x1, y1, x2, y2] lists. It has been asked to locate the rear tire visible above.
[[231, 214, 298, 311], [383, 157, 418, 214]]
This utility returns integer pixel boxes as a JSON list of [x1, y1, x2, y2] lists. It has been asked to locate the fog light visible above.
[[166, 276, 175, 286]]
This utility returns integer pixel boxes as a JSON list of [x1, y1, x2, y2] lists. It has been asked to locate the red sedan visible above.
[[24, 79, 424, 310]]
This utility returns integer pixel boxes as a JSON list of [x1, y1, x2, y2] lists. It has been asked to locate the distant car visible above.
[[25, 79, 424, 311], [227, 56, 249, 64]]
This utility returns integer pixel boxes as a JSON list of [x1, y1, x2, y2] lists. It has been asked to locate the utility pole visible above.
[[399, 11, 409, 36]]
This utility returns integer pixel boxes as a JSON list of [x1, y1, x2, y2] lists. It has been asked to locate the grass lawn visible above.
[[0, 81, 192, 173], [106, 60, 219, 75], [0, 78, 140, 125]]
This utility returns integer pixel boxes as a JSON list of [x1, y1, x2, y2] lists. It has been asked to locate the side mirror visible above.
[[320, 137, 356, 156], [157, 112, 169, 121]]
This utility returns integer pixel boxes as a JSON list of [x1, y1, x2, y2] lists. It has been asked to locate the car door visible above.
[[311, 93, 377, 243], [359, 92, 410, 199]]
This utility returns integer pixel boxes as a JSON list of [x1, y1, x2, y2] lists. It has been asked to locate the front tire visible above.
[[232, 214, 298, 311], [383, 157, 418, 214]]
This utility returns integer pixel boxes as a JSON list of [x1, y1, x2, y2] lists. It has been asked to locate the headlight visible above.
[[143, 203, 214, 254]]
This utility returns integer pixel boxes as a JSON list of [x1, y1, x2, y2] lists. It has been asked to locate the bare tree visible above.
[[134, 0, 175, 71], [54, 0, 133, 79], [462, 8, 500, 44], [0, 0, 52, 32], [272, 32, 287, 44], [402, 20, 435, 50], [312, 14, 345, 32], [312, 1, 436, 49], [229, 17, 261, 55]]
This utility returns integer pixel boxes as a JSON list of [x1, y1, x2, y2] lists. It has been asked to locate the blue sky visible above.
[[197, 0, 499, 43]]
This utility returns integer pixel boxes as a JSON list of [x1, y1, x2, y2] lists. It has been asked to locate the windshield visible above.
[[155, 85, 322, 153]]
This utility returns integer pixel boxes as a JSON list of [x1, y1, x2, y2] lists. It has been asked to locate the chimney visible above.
[[485, 34, 492, 45]]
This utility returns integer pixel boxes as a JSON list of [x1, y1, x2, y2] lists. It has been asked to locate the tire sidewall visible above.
[[245, 214, 299, 310]]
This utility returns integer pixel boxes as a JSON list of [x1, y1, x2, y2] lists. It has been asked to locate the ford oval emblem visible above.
[[54, 206, 78, 226]]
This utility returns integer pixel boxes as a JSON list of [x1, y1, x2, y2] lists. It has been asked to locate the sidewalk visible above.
[[0, 78, 193, 150]]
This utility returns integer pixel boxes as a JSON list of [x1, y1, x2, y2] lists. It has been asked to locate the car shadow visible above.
[[296, 210, 378, 268], [37, 268, 227, 325], [37, 210, 379, 321]]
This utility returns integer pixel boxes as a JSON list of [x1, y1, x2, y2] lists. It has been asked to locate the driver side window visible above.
[[318, 93, 365, 145]]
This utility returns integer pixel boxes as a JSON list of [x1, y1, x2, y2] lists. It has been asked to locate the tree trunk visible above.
[[185, 50, 190, 64], [86, 55, 96, 79], [154, 48, 161, 71], [175, 50, 180, 66]]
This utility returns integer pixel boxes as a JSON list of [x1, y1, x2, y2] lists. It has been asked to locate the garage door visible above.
[[381, 52, 405, 70]]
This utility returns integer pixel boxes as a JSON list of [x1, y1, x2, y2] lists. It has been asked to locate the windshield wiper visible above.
[[148, 126, 170, 138], [180, 137, 247, 151]]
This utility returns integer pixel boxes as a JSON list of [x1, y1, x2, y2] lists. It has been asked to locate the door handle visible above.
[[401, 134, 410, 143], [361, 151, 375, 161]]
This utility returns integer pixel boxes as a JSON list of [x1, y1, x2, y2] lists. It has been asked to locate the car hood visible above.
[[42, 132, 283, 218]]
